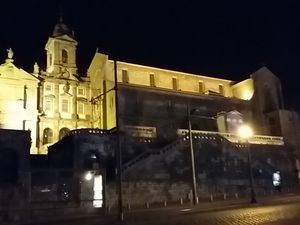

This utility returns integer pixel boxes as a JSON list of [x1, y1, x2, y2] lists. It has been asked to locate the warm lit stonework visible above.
[[0, 49, 39, 154], [37, 19, 91, 154], [0, 18, 298, 156], [1, 17, 300, 213]]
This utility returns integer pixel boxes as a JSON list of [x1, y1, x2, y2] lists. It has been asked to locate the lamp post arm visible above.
[[90, 86, 116, 103]]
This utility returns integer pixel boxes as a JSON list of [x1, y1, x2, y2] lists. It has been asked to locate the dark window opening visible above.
[[62, 49, 68, 64], [43, 128, 53, 144], [59, 127, 70, 140]]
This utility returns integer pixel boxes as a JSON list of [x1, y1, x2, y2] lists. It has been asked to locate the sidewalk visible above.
[[20, 192, 300, 225]]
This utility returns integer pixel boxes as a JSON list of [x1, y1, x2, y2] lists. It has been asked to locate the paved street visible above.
[[25, 194, 300, 225]]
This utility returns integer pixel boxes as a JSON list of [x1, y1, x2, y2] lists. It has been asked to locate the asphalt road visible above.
[[27, 194, 300, 225]]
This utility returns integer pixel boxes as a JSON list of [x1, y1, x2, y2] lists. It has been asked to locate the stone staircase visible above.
[[122, 136, 188, 174], [215, 133, 277, 174], [178, 129, 278, 174], [122, 130, 279, 178]]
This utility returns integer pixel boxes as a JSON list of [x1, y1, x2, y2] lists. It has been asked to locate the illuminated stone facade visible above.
[[37, 19, 92, 154], [0, 50, 39, 154], [88, 54, 255, 132], [0, 19, 297, 157]]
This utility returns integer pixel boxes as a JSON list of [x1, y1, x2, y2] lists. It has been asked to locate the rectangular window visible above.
[[61, 99, 69, 113], [45, 99, 52, 112], [78, 102, 84, 114], [45, 84, 52, 92], [172, 77, 178, 90], [122, 70, 129, 83], [78, 87, 85, 96], [150, 74, 155, 87], [199, 81, 204, 93], [219, 84, 224, 96]]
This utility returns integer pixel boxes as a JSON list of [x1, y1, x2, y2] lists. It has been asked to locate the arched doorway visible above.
[[43, 128, 53, 145], [82, 151, 104, 208], [59, 127, 70, 140]]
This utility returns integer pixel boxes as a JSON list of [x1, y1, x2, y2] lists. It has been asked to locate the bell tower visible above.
[[45, 16, 78, 79]]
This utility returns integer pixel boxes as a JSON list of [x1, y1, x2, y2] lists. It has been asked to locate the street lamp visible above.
[[114, 60, 124, 220], [84, 171, 93, 181], [238, 125, 257, 204], [187, 106, 198, 205]]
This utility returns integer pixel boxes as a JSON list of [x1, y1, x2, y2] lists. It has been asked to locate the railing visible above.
[[177, 129, 284, 146], [123, 125, 157, 138], [68, 128, 114, 136]]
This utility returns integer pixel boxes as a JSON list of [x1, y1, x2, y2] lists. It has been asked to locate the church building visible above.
[[0, 18, 299, 158]]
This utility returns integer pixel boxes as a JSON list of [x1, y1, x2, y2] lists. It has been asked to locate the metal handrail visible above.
[[177, 129, 284, 146]]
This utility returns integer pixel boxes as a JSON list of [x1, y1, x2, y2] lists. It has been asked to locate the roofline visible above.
[[108, 59, 235, 83]]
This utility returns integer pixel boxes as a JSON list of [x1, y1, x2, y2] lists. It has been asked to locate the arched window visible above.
[[43, 128, 53, 145], [59, 127, 70, 140], [62, 49, 68, 64]]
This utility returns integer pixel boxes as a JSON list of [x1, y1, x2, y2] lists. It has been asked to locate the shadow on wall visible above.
[[0, 148, 19, 185]]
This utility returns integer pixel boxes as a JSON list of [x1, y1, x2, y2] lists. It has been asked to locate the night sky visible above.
[[1, 1, 300, 110]]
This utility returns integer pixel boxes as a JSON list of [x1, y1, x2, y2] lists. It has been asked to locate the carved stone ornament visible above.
[[63, 81, 70, 93]]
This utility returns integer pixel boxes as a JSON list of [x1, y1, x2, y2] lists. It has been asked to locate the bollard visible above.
[[180, 198, 183, 205], [235, 193, 238, 199], [164, 200, 167, 207], [210, 194, 214, 202], [127, 203, 131, 210], [146, 202, 150, 209], [196, 196, 199, 204], [223, 193, 227, 200]]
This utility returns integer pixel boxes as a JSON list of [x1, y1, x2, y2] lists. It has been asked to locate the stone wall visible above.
[[105, 178, 280, 208]]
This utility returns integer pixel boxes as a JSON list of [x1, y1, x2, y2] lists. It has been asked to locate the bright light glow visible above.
[[93, 175, 103, 208], [85, 171, 93, 181], [242, 90, 254, 100], [273, 171, 281, 187], [180, 208, 192, 212], [238, 125, 253, 139]]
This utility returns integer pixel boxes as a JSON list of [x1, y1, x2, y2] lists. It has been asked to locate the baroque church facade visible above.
[[38, 19, 92, 154], [0, 18, 299, 158]]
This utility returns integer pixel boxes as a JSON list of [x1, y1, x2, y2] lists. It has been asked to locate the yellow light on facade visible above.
[[243, 90, 254, 100], [238, 125, 253, 139]]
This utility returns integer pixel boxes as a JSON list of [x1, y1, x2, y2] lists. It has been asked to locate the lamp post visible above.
[[238, 125, 257, 204], [187, 105, 198, 205], [114, 60, 124, 221]]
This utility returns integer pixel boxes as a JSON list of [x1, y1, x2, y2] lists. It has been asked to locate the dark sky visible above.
[[1, 1, 300, 110]]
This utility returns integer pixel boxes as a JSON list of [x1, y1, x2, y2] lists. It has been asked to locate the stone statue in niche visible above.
[[63, 81, 70, 93]]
